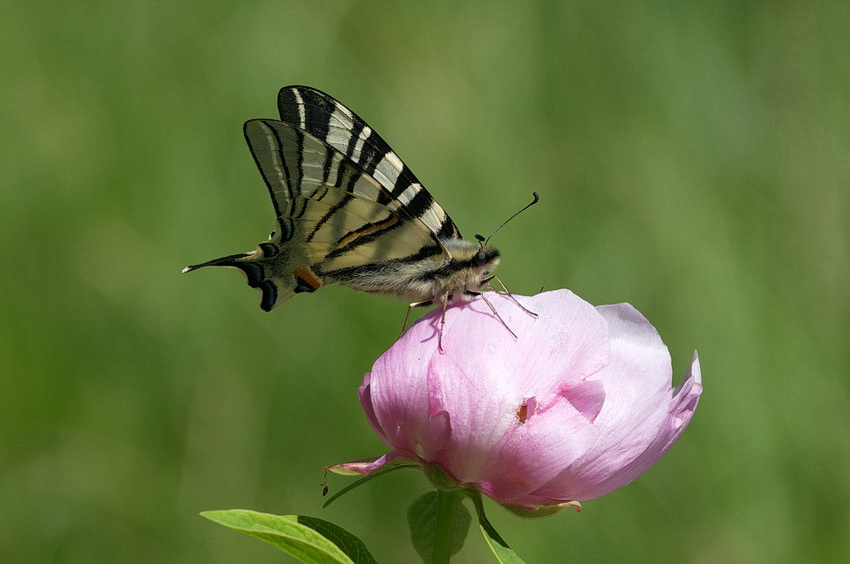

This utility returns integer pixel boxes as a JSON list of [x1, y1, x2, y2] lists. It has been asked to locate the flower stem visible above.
[[430, 489, 464, 564]]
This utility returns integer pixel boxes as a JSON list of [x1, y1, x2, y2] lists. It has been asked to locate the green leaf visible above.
[[295, 516, 378, 564], [407, 491, 471, 563], [477, 520, 525, 564], [201, 509, 377, 564], [466, 493, 526, 564]]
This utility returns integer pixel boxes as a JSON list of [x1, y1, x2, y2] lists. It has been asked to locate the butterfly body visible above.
[[184, 86, 501, 311]]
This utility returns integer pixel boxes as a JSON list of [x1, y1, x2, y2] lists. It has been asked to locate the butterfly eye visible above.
[[475, 251, 488, 266]]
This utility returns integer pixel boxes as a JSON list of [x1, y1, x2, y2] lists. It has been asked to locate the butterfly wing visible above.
[[275, 86, 461, 242], [184, 86, 462, 310]]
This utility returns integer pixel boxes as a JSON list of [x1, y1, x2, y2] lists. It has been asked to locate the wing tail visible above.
[[182, 247, 315, 311]]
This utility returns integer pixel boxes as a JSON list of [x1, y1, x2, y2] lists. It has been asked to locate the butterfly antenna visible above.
[[476, 192, 540, 245]]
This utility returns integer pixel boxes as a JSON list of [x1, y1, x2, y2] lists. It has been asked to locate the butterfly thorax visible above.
[[413, 238, 501, 305]]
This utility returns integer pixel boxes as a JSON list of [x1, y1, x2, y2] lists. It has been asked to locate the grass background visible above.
[[2, 1, 848, 562]]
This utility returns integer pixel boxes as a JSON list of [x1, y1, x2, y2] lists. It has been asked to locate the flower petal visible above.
[[533, 306, 701, 501]]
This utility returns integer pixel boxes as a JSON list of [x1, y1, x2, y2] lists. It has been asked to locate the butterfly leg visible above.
[[409, 294, 449, 352], [401, 304, 414, 335], [478, 292, 518, 340], [437, 294, 451, 352], [402, 299, 433, 337], [488, 275, 538, 318]]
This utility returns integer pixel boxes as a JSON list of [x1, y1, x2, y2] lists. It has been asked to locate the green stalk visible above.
[[430, 489, 464, 564]]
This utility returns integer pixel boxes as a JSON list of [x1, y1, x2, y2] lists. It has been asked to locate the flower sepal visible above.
[[424, 464, 470, 492], [323, 456, 421, 510], [326, 457, 383, 477], [501, 500, 582, 519]]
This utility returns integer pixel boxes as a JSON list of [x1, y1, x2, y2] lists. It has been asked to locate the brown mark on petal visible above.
[[516, 404, 529, 423], [516, 397, 537, 423]]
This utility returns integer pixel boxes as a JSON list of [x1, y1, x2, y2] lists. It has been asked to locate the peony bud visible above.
[[356, 290, 702, 513]]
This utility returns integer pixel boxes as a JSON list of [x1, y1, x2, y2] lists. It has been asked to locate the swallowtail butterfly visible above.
[[184, 86, 532, 331]]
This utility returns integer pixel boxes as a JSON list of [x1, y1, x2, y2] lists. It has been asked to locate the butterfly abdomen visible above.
[[321, 239, 501, 305]]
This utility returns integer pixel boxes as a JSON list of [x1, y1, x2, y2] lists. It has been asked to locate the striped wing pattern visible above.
[[275, 87, 461, 242], [186, 86, 463, 310]]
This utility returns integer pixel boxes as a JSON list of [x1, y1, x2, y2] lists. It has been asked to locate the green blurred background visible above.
[[2, 1, 848, 562]]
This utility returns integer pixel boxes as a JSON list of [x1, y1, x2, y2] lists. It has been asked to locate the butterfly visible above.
[[184, 86, 535, 340]]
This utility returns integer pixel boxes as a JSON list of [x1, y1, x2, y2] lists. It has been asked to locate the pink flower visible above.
[[356, 290, 702, 513]]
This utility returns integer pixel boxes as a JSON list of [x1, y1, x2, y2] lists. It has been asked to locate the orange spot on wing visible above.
[[295, 267, 323, 290]]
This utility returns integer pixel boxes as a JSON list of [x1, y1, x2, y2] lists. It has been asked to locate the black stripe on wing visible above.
[[276, 86, 462, 241], [322, 213, 407, 261], [243, 119, 304, 217], [303, 156, 377, 243], [316, 243, 445, 281], [305, 192, 354, 244], [278, 86, 414, 192]]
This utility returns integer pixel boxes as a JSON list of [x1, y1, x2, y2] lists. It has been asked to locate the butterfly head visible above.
[[439, 237, 501, 298], [472, 237, 500, 272], [471, 244, 501, 289]]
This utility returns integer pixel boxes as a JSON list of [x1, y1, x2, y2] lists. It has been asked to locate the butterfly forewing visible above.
[[245, 118, 444, 265], [276, 87, 462, 242]]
